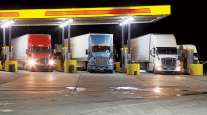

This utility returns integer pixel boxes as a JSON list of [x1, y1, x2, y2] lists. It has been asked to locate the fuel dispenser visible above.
[[178, 46, 202, 75], [121, 47, 128, 72], [1, 46, 18, 72]]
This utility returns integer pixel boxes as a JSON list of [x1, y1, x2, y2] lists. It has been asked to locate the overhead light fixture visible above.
[[59, 19, 74, 28], [119, 16, 134, 26], [1, 20, 15, 28], [68, 18, 74, 23]]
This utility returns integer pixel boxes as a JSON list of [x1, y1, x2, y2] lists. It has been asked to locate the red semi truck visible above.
[[11, 34, 55, 71]]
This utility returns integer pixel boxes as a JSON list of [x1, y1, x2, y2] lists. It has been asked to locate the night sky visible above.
[[0, 0, 206, 60]]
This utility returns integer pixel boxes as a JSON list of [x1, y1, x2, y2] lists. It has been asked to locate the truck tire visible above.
[[108, 70, 114, 73], [28, 67, 35, 72], [88, 70, 94, 73], [49, 69, 54, 72], [146, 63, 151, 73], [110, 70, 114, 73], [152, 67, 156, 73]]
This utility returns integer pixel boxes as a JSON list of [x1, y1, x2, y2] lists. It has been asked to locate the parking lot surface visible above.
[[0, 71, 207, 115]]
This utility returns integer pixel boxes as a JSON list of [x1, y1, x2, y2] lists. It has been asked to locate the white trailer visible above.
[[11, 34, 29, 61], [70, 34, 89, 61], [130, 33, 180, 73]]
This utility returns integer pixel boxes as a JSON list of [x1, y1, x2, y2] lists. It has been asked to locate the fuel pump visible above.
[[178, 46, 195, 74], [121, 47, 128, 72]]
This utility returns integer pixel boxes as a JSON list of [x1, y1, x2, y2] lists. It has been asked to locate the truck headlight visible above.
[[176, 66, 181, 71], [108, 58, 113, 65], [176, 60, 181, 71], [27, 58, 36, 66], [155, 60, 162, 71], [49, 59, 55, 65], [176, 60, 181, 66], [156, 67, 162, 71], [155, 61, 162, 67]]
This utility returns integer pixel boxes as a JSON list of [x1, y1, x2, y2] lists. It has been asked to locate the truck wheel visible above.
[[88, 70, 94, 73], [29, 68, 35, 72], [23, 64, 28, 71], [152, 67, 156, 73], [108, 70, 114, 73], [153, 67, 159, 74], [49, 69, 54, 72], [146, 63, 151, 73]]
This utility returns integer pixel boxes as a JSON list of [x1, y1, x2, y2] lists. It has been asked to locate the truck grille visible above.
[[96, 57, 108, 65], [161, 58, 176, 69], [37, 58, 49, 64]]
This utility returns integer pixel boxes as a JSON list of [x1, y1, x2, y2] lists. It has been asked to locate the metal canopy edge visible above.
[[0, 5, 170, 26], [0, 5, 170, 19]]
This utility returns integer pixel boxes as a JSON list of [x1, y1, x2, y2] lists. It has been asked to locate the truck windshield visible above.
[[32, 47, 50, 53], [157, 47, 177, 55], [90, 35, 112, 46], [92, 46, 110, 52]]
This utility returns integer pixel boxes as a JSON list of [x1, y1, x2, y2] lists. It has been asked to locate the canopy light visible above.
[[119, 16, 134, 26], [59, 19, 73, 28], [1, 20, 15, 28]]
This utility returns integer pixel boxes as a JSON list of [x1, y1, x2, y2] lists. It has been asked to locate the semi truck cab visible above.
[[150, 47, 180, 72], [130, 34, 181, 73], [12, 34, 55, 72], [148, 35, 180, 73], [87, 34, 114, 73], [26, 46, 54, 71]]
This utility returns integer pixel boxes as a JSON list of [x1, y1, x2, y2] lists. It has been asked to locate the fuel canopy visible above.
[[0, 5, 170, 26]]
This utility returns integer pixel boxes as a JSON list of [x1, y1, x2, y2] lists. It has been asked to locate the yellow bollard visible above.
[[127, 64, 140, 76], [5, 60, 18, 72], [69, 60, 77, 72], [0, 61, 2, 70], [115, 62, 121, 72], [64, 59, 77, 73], [132, 64, 140, 76], [190, 64, 203, 76], [64, 60, 69, 73], [126, 64, 130, 75]]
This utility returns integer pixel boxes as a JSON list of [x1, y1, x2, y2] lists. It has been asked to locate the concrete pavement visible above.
[[0, 71, 207, 115]]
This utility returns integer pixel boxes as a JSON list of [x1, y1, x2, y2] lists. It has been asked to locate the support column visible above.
[[121, 26, 128, 72], [67, 25, 71, 53], [3, 27, 6, 47], [2, 27, 7, 60], [62, 27, 65, 46], [121, 26, 125, 68], [127, 23, 131, 64], [9, 26, 12, 59]]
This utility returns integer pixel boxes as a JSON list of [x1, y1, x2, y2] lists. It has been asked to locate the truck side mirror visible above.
[[150, 48, 155, 57], [86, 49, 88, 55]]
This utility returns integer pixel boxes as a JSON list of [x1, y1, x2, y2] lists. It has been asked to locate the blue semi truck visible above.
[[70, 33, 114, 73]]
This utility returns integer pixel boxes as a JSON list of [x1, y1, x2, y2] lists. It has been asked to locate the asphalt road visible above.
[[0, 71, 207, 115]]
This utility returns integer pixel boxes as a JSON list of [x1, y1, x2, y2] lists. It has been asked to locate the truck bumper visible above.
[[154, 66, 181, 74], [28, 65, 54, 72], [88, 65, 114, 73]]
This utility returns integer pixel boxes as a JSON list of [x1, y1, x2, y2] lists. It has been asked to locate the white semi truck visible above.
[[130, 34, 181, 73], [70, 33, 114, 73]]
